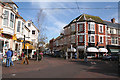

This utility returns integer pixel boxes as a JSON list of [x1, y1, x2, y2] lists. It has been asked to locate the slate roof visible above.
[[64, 14, 105, 29], [103, 20, 120, 29], [70, 14, 104, 24]]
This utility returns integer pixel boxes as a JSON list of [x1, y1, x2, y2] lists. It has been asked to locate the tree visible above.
[[36, 9, 47, 49], [36, 9, 47, 61]]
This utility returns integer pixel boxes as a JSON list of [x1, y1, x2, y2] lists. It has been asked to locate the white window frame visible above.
[[10, 12, 15, 28], [99, 35, 104, 43], [99, 24, 103, 33], [88, 34, 95, 43], [2, 9, 15, 29], [88, 22, 95, 31], [2, 9, 9, 27], [17, 21, 21, 32]]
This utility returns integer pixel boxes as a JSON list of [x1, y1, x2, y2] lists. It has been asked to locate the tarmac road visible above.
[[2, 55, 120, 78]]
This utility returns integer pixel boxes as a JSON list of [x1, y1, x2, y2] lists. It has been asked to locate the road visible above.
[[1, 55, 120, 78]]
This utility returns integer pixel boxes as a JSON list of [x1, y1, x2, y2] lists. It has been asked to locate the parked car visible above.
[[102, 54, 119, 61], [53, 51, 64, 58]]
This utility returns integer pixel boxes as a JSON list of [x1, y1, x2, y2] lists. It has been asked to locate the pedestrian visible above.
[[6, 49, 14, 67], [75, 52, 77, 59], [14, 51, 17, 61], [10, 48, 13, 65], [34, 51, 37, 60], [84, 53, 87, 63], [21, 51, 29, 64], [39, 51, 43, 60], [21, 52, 24, 61]]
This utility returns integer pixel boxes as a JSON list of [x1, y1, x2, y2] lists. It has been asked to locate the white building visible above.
[[24, 20, 39, 49]]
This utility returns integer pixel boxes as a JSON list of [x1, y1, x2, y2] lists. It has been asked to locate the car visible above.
[[102, 54, 119, 61], [53, 51, 64, 58]]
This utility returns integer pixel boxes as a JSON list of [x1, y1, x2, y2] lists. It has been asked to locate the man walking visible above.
[[6, 49, 14, 67]]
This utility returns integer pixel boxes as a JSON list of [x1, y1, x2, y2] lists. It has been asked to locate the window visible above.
[[22, 22, 24, 33], [88, 35, 95, 43], [99, 25, 103, 33], [115, 37, 118, 44], [71, 35, 75, 43], [71, 25, 75, 32], [78, 24, 83, 32], [79, 35, 83, 42], [3, 10, 9, 26], [91, 36, 94, 42], [88, 23, 95, 31], [112, 37, 114, 44], [10, 13, 14, 28], [17, 21, 21, 32], [100, 36, 103, 43], [32, 30, 35, 34], [28, 23, 31, 27], [14, 7, 16, 11]]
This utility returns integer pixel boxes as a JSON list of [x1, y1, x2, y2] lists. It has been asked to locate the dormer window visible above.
[[28, 23, 31, 27], [14, 7, 16, 11]]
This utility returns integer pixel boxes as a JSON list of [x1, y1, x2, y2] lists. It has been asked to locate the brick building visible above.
[[49, 14, 120, 59]]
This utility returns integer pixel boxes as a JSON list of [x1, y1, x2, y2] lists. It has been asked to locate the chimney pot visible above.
[[111, 18, 115, 23]]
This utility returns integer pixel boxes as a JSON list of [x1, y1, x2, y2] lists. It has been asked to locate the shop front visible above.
[[107, 45, 120, 55]]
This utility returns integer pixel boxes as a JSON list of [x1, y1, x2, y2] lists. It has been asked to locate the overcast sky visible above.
[[14, 1, 118, 42]]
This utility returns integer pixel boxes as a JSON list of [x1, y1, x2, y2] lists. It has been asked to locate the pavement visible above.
[[1, 55, 120, 79]]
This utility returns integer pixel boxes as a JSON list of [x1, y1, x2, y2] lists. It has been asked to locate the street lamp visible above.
[[23, 35, 30, 57]]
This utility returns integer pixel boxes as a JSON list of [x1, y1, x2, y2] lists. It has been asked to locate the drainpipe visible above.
[[84, 22, 87, 62]]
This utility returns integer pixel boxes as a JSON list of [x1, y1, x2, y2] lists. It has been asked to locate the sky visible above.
[[13, 1, 119, 42]]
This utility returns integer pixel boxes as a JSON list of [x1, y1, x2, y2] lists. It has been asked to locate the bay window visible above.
[[79, 35, 83, 42], [88, 24, 95, 31], [78, 24, 83, 32], [88, 35, 95, 43], [3, 10, 9, 26], [10, 13, 14, 28]]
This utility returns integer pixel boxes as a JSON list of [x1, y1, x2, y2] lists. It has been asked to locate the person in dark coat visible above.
[[6, 49, 14, 67]]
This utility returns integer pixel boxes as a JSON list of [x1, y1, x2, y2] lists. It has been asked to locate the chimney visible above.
[[111, 18, 115, 23]]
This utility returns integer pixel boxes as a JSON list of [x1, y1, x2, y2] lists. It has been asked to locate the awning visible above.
[[67, 48, 76, 52], [22, 43, 35, 50], [87, 47, 99, 52], [99, 48, 108, 52]]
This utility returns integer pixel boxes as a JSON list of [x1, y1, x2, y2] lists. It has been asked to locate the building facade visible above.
[[0, 1, 39, 60], [49, 14, 120, 59]]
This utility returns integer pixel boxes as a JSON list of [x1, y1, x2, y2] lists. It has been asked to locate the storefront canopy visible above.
[[87, 47, 99, 52], [99, 48, 108, 52], [22, 43, 35, 50]]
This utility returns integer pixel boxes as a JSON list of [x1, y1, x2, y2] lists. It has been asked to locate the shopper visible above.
[[6, 49, 14, 67]]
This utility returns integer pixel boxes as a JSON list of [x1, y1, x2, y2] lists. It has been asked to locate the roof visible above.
[[1, 0, 19, 8], [24, 25, 30, 32], [16, 13, 26, 22], [64, 14, 105, 29], [103, 20, 120, 29], [72, 14, 104, 24]]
